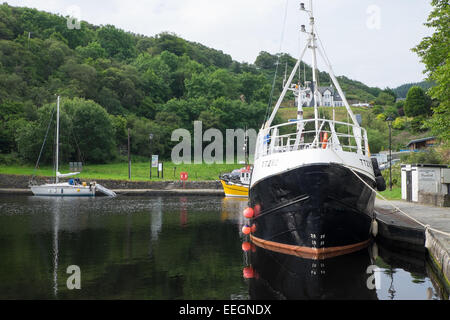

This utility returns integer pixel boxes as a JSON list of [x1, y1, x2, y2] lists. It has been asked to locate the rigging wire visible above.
[[31, 105, 56, 183], [264, 0, 290, 124]]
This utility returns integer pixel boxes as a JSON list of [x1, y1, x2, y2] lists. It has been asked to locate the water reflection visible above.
[[247, 245, 378, 300], [0, 196, 247, 299], [0, 195, 446, 300], [244, 241, 445, 300]]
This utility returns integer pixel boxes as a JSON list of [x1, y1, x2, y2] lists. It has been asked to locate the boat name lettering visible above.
[[359, 159, 373, 168], [262, 160, 279, 168]]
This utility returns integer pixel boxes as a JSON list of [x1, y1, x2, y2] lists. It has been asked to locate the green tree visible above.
[[404, 86, 431, 117], [375, 92, 395, 106], [412, 0, 449, 145], [16, 98, 116, 164], [97, 25, 136, 60]]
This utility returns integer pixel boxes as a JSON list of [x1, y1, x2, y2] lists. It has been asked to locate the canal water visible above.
[[0, 195, 446, 300]]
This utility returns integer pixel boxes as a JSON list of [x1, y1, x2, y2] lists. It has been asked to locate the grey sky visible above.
[[6, 0, 433, 88]]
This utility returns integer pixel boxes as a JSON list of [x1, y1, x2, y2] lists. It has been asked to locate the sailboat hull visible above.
[[249, 162, 376, 259], [31, 184, 95, 197]]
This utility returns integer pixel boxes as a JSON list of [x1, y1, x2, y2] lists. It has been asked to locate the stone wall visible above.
[[0, 174, 221, 190], [419, 192, 450, 207]]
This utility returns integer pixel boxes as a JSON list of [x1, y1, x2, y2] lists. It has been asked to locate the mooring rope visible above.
[[348, 166, 450, 238], [329, 148, 450, 238]]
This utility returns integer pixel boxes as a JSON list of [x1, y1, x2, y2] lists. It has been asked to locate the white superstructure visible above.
[[251, 0, 374, 188]]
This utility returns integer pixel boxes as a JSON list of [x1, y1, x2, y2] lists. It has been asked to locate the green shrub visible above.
[[400, 149, 443, 164], [392, 117, 406, 130]]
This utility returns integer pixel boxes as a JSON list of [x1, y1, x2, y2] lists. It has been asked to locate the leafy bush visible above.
[[400, 149, 443, 165], [392, 117, 406, 130]]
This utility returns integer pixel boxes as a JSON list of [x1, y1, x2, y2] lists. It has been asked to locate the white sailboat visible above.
[[30, 96, 116, 197]]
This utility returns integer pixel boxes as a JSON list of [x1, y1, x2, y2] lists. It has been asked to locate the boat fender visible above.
[[371, 220, 378, 237], [242, 242, 251, 252], [371, 158, 382, 177], [243, 207, 254, 219], [242, 225, 251, 235], [375, 176, 386, 192], [243, 266, 255, 279]]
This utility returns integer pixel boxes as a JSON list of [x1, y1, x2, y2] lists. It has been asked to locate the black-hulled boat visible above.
[[248, 1, 385, 259]]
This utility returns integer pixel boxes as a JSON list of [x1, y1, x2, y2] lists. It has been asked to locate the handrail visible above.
[[255, 119, 369, 159]]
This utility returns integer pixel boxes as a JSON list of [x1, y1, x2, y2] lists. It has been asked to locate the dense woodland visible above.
[[0, 3, 445, 165]]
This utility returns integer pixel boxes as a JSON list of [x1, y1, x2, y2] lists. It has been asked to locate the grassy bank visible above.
[[378, 186, 402, 200], [0, 162, 244, 181]]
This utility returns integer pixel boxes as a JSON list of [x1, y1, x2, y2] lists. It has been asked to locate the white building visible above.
[[352, 102, 371, 107], [296, 82, 344, 108]]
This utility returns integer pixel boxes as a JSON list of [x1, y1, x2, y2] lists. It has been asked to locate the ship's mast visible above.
[[55, 95, 60, 184], [264, 1, 363, 153], [308, 0, 320, 140]]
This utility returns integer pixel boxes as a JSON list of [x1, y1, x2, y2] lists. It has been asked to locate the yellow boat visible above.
[[219, 167, 251, 198]]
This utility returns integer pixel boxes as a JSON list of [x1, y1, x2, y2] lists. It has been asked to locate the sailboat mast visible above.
[[55, 96, 60, 184]]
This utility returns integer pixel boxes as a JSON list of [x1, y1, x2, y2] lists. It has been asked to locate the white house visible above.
[[296, 82, 344, 107]]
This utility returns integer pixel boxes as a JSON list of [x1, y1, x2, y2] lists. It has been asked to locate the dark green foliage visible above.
[[412, 0, 450, 145], [400, 149, 444, 165], [97, 25, 137, 60], [404, 86, 432, 117], [0, 3, 413, 164], [392, 81, 434, 98], [15, 98, 116, 164]]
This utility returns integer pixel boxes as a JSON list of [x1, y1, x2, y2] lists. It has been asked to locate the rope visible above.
[[31, 105, 56, 183], [328, 148, 450, 238], [348, 166, 450, 238]]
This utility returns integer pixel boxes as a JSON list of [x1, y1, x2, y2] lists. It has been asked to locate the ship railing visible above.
[[255, 119, 370, 160]]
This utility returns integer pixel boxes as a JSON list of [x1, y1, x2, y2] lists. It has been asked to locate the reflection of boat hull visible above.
[[31, 183, 95, 197], [249, 163, 376, 258], [248, 246, 378, 300], [220, 180, 248, 198]]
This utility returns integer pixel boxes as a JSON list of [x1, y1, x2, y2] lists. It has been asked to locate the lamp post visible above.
[[386, 117, 394, 191], [149, 133, 153, 179]]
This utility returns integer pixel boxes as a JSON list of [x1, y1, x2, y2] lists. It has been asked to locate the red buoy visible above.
[[243, 207, 254, 219], [243, 267, 254, 279], [242, 242, 251, 252], [242, 225, 251, 235], [251, 224, 257, 233]]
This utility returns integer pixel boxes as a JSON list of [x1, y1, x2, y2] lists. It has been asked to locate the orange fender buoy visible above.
[[243, 267, 255, 279], [243, 207, 254, 219], [242, 242, 252, 252], [242, 225, 251, 235]]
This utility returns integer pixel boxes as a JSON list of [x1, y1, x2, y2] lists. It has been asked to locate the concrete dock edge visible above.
[[426, 230, 450, 292]]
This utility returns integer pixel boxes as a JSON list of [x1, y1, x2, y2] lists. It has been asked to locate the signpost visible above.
[[158, 163, 163, 179], [149, 134, 153, 179], [152, 155, 159, 168]]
